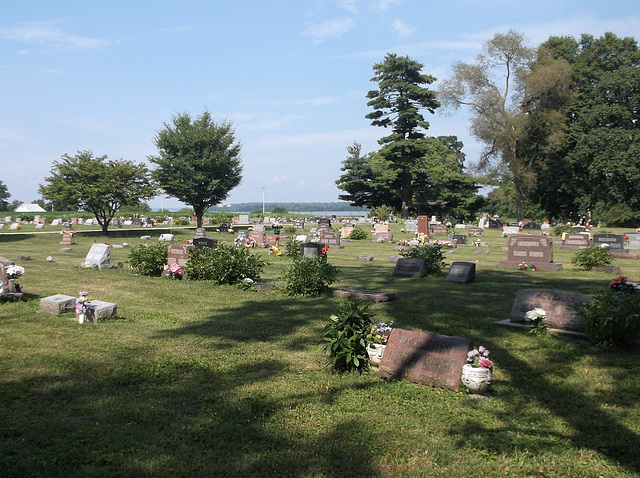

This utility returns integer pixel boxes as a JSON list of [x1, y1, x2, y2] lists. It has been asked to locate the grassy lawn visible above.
[[1, 223, 639, 477]]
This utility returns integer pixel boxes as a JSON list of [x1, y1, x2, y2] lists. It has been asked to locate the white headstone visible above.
[[83, 243, 111, 269], [51, 219, 61, 226], [159, 234, 175, 242], [296, 235, 308, 242], [85, 219, 94, 225]]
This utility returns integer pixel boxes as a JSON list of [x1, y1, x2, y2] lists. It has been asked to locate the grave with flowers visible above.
[[0, 257, 24, 301], [499, 234, 562, 271]]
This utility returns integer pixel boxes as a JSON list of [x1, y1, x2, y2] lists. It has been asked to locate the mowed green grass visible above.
[[1, 223, 639, 477]]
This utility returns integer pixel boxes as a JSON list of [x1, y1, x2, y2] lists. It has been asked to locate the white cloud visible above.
[[339, 0, 358, 14], [0, 21, 109, 51], [392, 19, 415, 38], [270, 175, 289, 183], [373, 0, 400, 13], [301, 17, 355, 42]]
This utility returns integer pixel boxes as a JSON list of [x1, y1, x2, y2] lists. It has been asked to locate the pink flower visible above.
[[478, 357, 493, 369]]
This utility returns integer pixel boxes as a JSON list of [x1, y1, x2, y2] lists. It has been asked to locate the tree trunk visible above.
[[400, 170, 412, 220]]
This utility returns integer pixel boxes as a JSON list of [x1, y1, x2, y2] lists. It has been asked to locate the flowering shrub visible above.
[[127, 242, 168, 276], [400, 244, 447, 276], [576, 276, 640, 348], [184, 243, 265, 285], [467, 346, 493, 369]]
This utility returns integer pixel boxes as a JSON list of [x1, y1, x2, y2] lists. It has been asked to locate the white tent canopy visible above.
[[14, 203, 46, 213]]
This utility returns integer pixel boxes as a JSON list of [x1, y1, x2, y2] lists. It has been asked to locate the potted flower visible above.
[[75, 291, 96, 324], [367, 320, 393, 367], [461, 346, 494, 394], [525, 308, 547, 335], [5, 264, 25, 293], [163, 263, 183, 279]]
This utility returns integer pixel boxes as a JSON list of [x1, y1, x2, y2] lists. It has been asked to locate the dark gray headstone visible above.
[[392, 258, 427, 278], [488, 219, 502, 229], [132, 218, 143, 227], [193, 237, 217, 249], [593, 233, 624, 251], [522, 222, 541, 230], [194, 227, 206, 239], [448, 234, 467, 245], [571, 226, 587, 233], [446, 262, 476, 283], [378, 329, 472, 391], [301, 242, 324, 259]]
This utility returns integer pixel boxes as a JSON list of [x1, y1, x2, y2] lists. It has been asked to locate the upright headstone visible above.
[[193, 237, 217, 249], [249, 230, 266, 246], [60, 232, 75, 245], [503, 226, 520, 235], [237, 230, 249, 241], [392, 258, 427, 278], [374, 232, 393, 243], [571, 226, 587, 233], [500, 234, 561, 270], [593, 233, 624, 251], [131, 218, 142, 227], [561, 233, 589, 249], [238, 214, 250, 224], [159, 233, 175, 242], [194, 228, 206, 239], [446, 262, 476, 283], [468, 227, 482, 236], [167, 244, 192, 268], [510, 289, 590, 332], [404, 219, 418, 232], [417, 216, 429, 235], [488, 218, 502, 229], [301, 242, 324, 259], [627, 234, 640, 250], [111, 218, 122, 228], [522, 222, 541, 230], [430, 224, 447, 235], [85, 218, 95, 226], [294, 219, 305, 230], [340, 226, 355, 238], [319, 232, 340, 247], [83, 244, 111, 269], [448, 234, 467, 245], [378, 329, 472, 391]]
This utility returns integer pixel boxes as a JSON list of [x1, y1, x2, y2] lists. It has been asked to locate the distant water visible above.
[[293, 211, 368, 217]]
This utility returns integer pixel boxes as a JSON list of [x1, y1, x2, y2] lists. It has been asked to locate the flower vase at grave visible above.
[[367, 343, 386, 367], [461, 364, 493, 394], [78, 313, 85, 324], [8, 279, 16, 292]]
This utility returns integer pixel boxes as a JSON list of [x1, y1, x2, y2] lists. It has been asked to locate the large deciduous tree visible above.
[[150, 111, 243, 228], [38, 151, 156, 235], [439, 30, 534, 221], [365, 53, 440, 219], [0, 180, 11, 211]]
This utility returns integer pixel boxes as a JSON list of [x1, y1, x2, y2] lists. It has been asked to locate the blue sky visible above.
[[1, 0, 638, 211]]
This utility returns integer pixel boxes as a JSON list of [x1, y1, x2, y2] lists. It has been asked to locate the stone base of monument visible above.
[[38, 294, 76, 315], [592, 265, 621, 273], [0, 291, 22, 302], [611, 252, 639, 260], [499, 261, 563, 271], [333, 289, 398, 303], [82, 300, 117, 321], [494, 319, 587, 340], [357, 255, 374, 261]]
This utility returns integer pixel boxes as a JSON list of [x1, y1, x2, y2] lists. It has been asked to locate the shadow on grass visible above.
[[0, 341, 380, 477]]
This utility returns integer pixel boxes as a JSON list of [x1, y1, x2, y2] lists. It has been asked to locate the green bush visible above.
[[572, 247, 613, 270], [127, 242, 169, 276], [575, 279, 640, 348], [322, 297, 374, 372], [281, 256, 339, 297], [174, 218, 191, 226], [184, 243, 265, 285], [348, 227, 368, 240], [400, 244, 447, 276], [284, 237, 302, 259], [554, 225, 572, 236], [282, 225, 296, 234]]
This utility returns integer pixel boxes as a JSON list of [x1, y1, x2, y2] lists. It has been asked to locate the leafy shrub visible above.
[[322, 297, 374, 372], [400, 244, 447, 275], [572, 247, 613, 270], [174, 218, 191, 226], [575, 278, 640, 348], [348, 227, 368, 240], [282, 225, 296, 234], [281, 256, 339, 296], [284, 237, 302, 259], [553, 225, 572, 236], [127, 242, 169, 276], [184, 243, 265, 285]]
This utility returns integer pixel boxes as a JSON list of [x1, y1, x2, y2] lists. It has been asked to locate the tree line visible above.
[[337, 30, 639, 226]]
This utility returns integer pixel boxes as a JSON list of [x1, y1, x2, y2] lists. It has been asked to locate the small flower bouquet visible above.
[[466, 346, 493, 369], [371, 320, 393, 345], [75, 291, 95, 323], [6, 264, 25, 280], [609, 276, 639, 293], [519, 262, 528, 270], [269, 245, 282, 255], [163, 263, 183, 279], [525, 307, 547, 335]]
